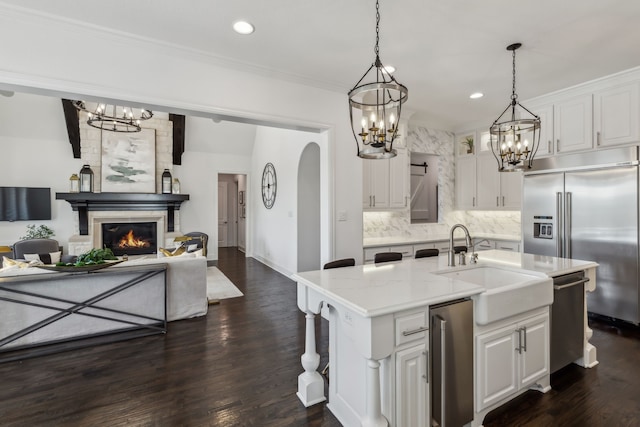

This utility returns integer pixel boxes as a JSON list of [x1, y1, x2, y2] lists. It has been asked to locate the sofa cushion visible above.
[[24, 251, 61, 264]]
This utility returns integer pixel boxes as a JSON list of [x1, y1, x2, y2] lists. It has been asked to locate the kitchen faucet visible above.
[[448, 224, 473, 266]]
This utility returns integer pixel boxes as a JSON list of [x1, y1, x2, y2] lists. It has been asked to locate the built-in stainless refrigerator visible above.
[[523, 146, 640, 324]]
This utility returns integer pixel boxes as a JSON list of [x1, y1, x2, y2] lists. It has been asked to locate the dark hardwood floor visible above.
[[0, 248, 638, 426]]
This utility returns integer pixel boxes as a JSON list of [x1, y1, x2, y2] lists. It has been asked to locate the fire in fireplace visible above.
[[101, 222, 157, 256]]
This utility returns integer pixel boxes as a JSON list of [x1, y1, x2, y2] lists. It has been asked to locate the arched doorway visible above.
[[297, 142, 321, 272]]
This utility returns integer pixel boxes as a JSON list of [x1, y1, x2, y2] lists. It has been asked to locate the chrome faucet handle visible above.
[[459, 251, 467, 266]]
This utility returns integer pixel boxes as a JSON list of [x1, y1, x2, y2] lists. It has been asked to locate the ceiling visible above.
[[3, 0, 640, 130]]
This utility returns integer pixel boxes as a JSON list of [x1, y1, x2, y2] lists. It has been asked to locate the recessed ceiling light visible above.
[[470, 92, 484, 99], [233, 21, 255, 35]]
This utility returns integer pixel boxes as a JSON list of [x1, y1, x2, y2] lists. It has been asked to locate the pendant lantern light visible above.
[[348, 0, 408, 159], [490, 43, 541, 172]]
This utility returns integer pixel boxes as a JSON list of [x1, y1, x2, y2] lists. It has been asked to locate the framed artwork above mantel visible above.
[[101, 128, 156, 193]]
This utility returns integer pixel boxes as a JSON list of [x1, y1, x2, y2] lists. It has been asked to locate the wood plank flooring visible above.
[[0, 248, 638, 426]]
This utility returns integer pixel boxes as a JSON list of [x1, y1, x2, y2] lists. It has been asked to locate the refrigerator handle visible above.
[[439, 316, 446, 427], [565, 192, 572, 259], [556, 192, 563, 257]]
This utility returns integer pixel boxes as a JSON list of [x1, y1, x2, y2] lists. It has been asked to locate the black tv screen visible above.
[[0, 187, 52, 221]]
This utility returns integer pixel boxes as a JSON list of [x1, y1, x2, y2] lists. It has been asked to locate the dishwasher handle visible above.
[[554, 277, 590, 291]]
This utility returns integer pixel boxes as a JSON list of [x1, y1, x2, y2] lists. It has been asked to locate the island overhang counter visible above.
[[293, 250, 598, 427]]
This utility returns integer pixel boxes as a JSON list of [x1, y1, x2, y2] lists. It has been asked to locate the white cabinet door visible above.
[[456, 156, 476, 209], [519, 313, 550, 386], [396, 342, 428, 427], [500, 171, 522, 209], [554, 94, 593, 153], [476, 324, 519, 411], [476, 311, 550, 411], [390, 148, 407, 208], [363, 160, 373, 208], [363, 158, 390, 209], [594, 82, 640, 147], [476, 155, 500, 209], [527, 104, 554, 157], [477, 156, 521, 210]]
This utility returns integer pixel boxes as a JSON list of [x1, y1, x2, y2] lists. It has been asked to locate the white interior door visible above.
[[218, 181, 229, 247]]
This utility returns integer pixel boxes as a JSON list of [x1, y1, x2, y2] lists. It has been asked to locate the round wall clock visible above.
[[261, 162, 277, 209]]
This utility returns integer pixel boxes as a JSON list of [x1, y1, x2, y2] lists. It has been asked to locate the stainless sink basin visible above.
[[436, 266, 553, 325]]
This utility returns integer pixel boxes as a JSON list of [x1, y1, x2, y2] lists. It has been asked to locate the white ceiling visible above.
[[3, 0, 640, 130]]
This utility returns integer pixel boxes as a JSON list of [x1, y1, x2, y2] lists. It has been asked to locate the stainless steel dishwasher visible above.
[[551, 270, 589, 373], [430, 298, 473, 427]]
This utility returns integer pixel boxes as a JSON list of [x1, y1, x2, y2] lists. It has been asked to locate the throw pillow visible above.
[[1, 256, 42, 270], [24, 251, 62, 265], [158, 246, 186, 257]]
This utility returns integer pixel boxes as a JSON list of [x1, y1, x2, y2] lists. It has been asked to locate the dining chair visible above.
[[323, 258, 356, 270], [415, 248, 439, 259], [374, 252, 403, 264]]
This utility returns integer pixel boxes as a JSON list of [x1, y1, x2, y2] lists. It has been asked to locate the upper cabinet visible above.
[[593, 82, 640, 147], [456, 155, 477, 209], [363, 147, 407, 210], [554, 94, 593, 154], [455, 130, 522, 211]]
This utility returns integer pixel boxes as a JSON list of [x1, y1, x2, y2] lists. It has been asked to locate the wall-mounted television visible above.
[[0, 187, 52, 221]]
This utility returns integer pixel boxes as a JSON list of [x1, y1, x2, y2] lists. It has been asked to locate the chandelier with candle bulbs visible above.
[[348, 0, 408, 159], [72, 101, 153, 133], [490, 43, 540, 172]]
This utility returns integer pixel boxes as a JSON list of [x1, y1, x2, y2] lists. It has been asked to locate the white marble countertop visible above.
[[363, 233, 521, 248], [293, 249, 598, 318]]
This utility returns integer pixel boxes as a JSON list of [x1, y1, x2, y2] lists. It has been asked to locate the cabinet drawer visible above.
[[475, 240, 495, 251], [393, 245, 414, 258], [364, 247, 381, 262], [495, 241, 520, 252], [413, 243, 436, 252], [396, 312, 428, 346]]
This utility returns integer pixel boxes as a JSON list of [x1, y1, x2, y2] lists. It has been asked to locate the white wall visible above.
[[251, 127, 325, 276], [0, 5, 360, 264], [0, 93, 83, 249]]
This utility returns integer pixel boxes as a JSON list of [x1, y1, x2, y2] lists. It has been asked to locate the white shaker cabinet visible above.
[[455, 156, 476, 209], [554, 94, 593, 154], [363, 148, 407, 209], [394, 309, 430, 427], [389, 147, 408, 208], [363, 157, 390, 209], [529, 104, 555, 157], [476, 155, 522, 210], [395, 342, 428, 427], [476, 310, 550, 411], [593, 82, 640, 147]]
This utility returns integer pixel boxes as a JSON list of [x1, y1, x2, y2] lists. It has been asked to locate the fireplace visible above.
[[101, 222, 158, 256]]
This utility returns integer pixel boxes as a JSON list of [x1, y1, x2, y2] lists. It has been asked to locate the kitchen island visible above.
[[293, 250, 598, 427]]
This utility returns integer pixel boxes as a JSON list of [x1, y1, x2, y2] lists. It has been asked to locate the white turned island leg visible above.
[[363, 359, 388, 427], [297, 311, 326, 407]]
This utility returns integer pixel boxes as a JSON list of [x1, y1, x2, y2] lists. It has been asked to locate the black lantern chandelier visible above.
[[490, 43, 540, 172], [348, 0, 408, 160], [72, 101, 153, 133]]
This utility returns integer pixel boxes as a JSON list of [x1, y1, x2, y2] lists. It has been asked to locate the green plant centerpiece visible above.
[[20, 224, 55, 240], [56, 248, 117, 267]]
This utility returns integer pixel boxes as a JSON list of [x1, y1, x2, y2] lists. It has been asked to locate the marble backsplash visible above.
[[363, 125, 522, 240]]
